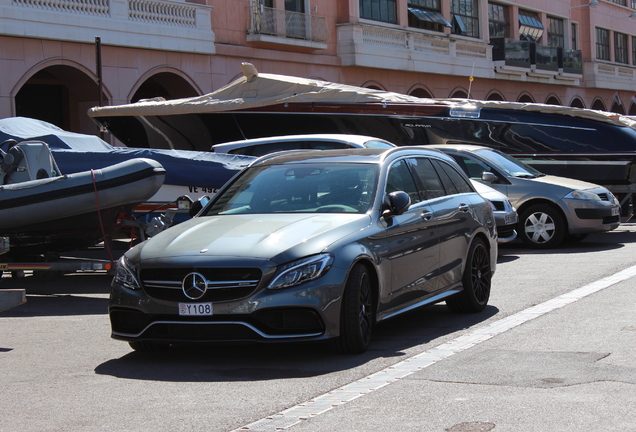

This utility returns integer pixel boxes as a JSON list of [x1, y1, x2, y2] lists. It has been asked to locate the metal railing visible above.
[[491, 38, 583, 74], [249, 6, 328, 43]]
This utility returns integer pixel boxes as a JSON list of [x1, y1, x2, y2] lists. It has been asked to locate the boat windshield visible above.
[[204, 163, 378, 215], [475, 148, 544, 178]]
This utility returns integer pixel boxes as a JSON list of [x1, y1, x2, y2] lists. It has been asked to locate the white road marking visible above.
[[232, 265, 636, 432]]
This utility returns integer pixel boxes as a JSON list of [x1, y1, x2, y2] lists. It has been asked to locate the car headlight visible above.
[[268, 253, 334, 290], [114, 255, 141, 290], [565, 190, 601, 201]]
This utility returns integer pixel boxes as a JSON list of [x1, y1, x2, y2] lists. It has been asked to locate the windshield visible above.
[[204, 163, 378, 215], [474, 148, 544, 178]]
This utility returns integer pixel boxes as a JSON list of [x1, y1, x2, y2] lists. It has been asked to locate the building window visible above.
[[611, 0, 627, 5], [571, 23, 578, 50], [615, 32, 628, 64], [451, 0, 479, 38], [518, 9, 543, 42], [596, 28, 610, 61], [632, 36, 636, 66], [407, 0, 451, 32], [547, 17, 564, 47], [360, 0, 397, 24], [488, 2, 509, 39]]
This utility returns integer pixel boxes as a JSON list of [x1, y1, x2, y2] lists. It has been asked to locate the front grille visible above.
[[140, 267, 262, 302], [497, 224, 516, 238], [603, 215, 620, 224]]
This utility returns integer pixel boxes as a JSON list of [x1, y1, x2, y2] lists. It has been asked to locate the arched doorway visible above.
[[361, 80, 385, 91], [408, 87, 433, 98], [517, 93, 535, 103], [450, 89, 468, 98], [591, 98, 606, 111], [610, 101, 625, 115], [486, 91, 505, 101], [132, 72, 199, 102], [545, 95, 561, 105], [15, 65, 107, 135], [570, 97, 585, 108]]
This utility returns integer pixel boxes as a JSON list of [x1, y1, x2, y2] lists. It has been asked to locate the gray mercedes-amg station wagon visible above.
[[110, 147, 497, 354]]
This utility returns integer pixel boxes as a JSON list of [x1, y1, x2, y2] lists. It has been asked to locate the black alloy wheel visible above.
[[447, 238, 491, 313], [337, 264, 374, 354]]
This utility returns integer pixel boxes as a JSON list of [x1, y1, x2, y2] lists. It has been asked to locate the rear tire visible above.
[[447, 238, 491, 313], [336, 264, 374, 354]]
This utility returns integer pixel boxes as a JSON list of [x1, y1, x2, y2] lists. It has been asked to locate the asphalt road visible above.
[[1, 225, 636, 432]]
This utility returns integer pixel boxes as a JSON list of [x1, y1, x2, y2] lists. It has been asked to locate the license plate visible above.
[[611, 207, 620, 216], [179, 303, 213, 316], [505, 214, 518, 225]]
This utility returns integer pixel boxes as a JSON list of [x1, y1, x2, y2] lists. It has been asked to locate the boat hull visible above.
[[0, 158, 165, 257]]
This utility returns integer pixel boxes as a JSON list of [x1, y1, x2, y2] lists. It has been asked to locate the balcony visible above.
[[491, 39, 582, 83], [247, 6, 328, 50], [0, 0, 214, 53], [336, 22, 493, 79]]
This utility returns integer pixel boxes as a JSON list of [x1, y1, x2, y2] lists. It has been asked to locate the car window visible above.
[[363, 140, 395, 149], [386, 160, 421, 204], [306, 142, 352, 150], [205, 163, 378, 215], [448, 154, 493, 180], [406, 157, 445, 200], [227, 141, 307, 156], [474, 148, 543, 178], [432, 159, 474, 194]]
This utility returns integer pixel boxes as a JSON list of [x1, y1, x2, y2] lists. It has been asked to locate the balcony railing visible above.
[[249, 6, 328, 43], [2, 0, 213, 53], [491, 38, 582, 75]]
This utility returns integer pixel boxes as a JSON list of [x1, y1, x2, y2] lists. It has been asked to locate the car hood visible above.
[[139, 213, 372, 262], [527, 174, 600, 191]]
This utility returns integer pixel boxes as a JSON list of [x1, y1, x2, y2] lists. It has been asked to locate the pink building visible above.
[[2, 0, 636, 139]]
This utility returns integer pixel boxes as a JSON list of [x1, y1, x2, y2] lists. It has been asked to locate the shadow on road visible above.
[[0, 273, 111, 317], [94, 304, 499, 382]]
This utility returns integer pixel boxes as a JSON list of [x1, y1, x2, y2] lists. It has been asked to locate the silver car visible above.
[[427, 144, 621, 248], [110, 147, 497, 354], [471, 180, 518, 243]]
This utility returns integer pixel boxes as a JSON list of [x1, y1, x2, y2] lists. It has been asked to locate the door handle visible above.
[[458, 204, 470, 213], [421, 211, 433, 221]]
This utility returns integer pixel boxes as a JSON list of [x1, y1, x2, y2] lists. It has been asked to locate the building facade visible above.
[[2, 0, 636, 140]]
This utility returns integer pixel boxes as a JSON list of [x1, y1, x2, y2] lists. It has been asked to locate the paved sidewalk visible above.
[[256, 266, 636, 432]]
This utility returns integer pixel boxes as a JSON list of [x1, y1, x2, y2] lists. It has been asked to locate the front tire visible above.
[[336, 264, 374, 354], [447, 238, 491, 313], [518, 204, 565, 249]]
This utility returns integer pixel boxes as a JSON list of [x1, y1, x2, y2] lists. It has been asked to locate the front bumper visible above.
[[561, 198, 621, 234], [109, 268, 346, 345]]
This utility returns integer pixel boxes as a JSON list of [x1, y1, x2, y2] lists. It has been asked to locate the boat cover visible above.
[[0, 117, 254, 189], [87, 62, 636, 128]]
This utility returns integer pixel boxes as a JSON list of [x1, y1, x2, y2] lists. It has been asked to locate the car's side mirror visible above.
[[383, 191, 411, 218], [482, 172, 498, 183]]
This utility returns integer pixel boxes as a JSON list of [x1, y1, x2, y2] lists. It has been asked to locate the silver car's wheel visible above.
[[336, 264, 374, 354], [519, 204, 565, 249]]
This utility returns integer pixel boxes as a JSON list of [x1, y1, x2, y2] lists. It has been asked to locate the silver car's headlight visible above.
[[565, 190, 601, 201], [268, 253, 334, 290], [114, 255, 141, 290]]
